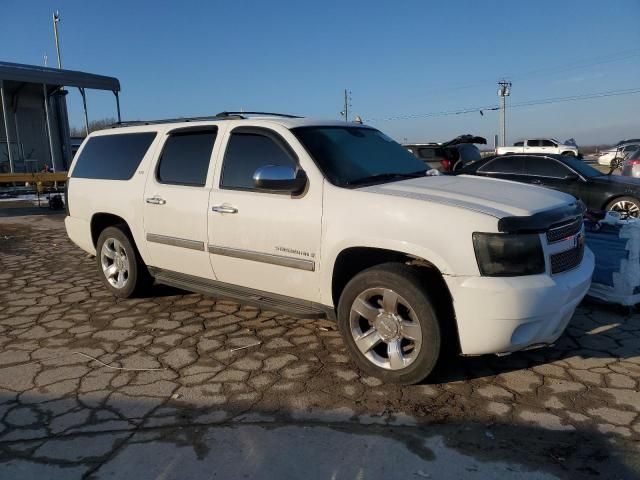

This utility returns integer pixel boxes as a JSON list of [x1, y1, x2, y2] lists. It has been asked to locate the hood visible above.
[[361, 175, 574, 218]]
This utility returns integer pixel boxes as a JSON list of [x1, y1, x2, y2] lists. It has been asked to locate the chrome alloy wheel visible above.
[[100, 238, 130, 289], [609, 200, 640, 219], [349, 288, 422, 370]]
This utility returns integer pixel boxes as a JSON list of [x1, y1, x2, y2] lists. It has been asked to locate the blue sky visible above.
[[2, 0, 639, 145]]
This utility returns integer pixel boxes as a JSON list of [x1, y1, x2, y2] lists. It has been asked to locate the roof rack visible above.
[[215, 111, 302, 119], [111, 111, 302, 128]]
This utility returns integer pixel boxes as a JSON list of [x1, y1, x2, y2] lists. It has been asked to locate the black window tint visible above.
[[541, 140, 555, 147], [513, 141, 524, 147], [418, 147, 437, 159], [292, 127, 425, 187], [527, 140, 540, 147], [221, 132, 296, 190], [525, 157, 570, 178], [72, 133, 156, 180], [479, 156, 524, 174], [157, 130, 216, 186]]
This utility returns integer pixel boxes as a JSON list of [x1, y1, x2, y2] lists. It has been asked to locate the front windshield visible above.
[[562, 156, 603, 178], [292, 126, 426, 187]]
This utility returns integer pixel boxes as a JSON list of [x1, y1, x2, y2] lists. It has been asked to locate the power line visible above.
[[403, 47, 640, 97], [368, 87, 640, 122]]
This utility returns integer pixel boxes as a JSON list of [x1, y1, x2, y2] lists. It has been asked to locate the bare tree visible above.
[[69, 118, 117, 137]]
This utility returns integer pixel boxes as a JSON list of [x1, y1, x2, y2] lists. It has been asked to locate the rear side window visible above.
[[156, 129, 217, 186], [479, 156, 524, 174], [527, 140, 541, 147], [525, 157, 570, 178], [220, 131, 296, 190], [417, 147, 437, 160], [72, 133, 156, 180]]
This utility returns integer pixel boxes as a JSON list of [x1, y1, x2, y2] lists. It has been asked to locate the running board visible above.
[[150, 268, 331, 319]]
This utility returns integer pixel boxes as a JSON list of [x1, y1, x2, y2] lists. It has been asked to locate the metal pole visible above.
[[53, 11, 62, 68], [114, 91, 121, 123], [13, 105, 23, 165], [1, 81, 14, 173], [79, 88, 89, 136], [344, 89, 348, 122], [43, 84, 56, 172], [500, 95, 506, 147]]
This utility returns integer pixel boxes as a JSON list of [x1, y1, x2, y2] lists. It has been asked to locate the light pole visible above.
[[53, 11, 62, 68], [340, 89, 352, 122], [497, 80, 511, 147]]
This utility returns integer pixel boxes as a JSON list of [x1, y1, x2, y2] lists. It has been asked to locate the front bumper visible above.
[[445, 247, 594, 355], [597, 153, 614, 165]]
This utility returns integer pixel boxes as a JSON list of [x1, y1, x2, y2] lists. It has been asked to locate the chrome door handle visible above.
[[212, 204, 238, 214], [146, 196, 166, 205]]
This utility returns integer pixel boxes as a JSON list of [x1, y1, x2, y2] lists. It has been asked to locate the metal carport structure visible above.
[[0, 61, 121, 173]]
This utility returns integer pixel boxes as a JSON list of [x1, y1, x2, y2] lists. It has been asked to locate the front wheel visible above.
[[606, 196, 640, 219], [337, 263, 441, 385], [561, 151, 576, 157]]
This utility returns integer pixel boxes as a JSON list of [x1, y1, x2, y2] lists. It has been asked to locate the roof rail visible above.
[[110, 114, 235, 128], [215, 111, 302, 119], [110, 111, 302, 128]]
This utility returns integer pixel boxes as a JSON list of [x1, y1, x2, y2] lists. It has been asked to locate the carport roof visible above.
[[0, 61, 120, 91]]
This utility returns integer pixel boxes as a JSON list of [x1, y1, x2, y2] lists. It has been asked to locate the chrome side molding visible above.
[[208, 245, 315, 271], [146, 233, 204, 251]]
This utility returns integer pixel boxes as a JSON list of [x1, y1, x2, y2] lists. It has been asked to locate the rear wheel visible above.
[[606, 196, 640, 219], [96, 226, 151, 298], [337, 263, 441, 385], [561, 151, 575, 157]]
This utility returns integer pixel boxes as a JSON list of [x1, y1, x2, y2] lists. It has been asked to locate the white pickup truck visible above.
[[496, 139, 579, 157], [65, 112, 594, 384]]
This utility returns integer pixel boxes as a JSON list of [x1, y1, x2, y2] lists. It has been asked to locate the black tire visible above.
[[561, 151, 575, 157], [606, 196, 640, 219], [337, 263, 441, 385], [96, 225, 151, 298]]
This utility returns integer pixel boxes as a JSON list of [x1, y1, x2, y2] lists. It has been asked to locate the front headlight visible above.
[[472, 232, 545, 276]]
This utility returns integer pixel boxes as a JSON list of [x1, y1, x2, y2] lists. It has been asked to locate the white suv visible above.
[[65, 112, 594, 384]]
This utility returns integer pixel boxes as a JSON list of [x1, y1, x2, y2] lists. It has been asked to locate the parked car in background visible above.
[[65, 114, 593, 384], [70, 136, 84, 158], [404, 134, 486, 172], [496, 139, 579, 157], [598, 141, 640, 166], [621, 147, 640, 178], [458, 153, 640, 218]]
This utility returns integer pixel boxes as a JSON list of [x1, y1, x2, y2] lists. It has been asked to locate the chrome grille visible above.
[[550, 242, 584, 274], [546, 217, 583, 244]]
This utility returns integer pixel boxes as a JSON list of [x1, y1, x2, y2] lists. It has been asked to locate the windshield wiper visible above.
[[348, 170, 426, 186]]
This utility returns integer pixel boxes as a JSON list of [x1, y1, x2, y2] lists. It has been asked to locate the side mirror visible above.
[[253, 165, 307, 194], [564, 172, 579, 182]]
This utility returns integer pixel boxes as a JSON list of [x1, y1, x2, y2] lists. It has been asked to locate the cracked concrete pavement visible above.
[[0, 213, 639, 479]]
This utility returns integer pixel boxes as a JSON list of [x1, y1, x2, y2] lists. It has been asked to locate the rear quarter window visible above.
[[71, 132, 157, 180]]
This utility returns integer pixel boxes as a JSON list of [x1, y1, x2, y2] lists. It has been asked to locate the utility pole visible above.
[[340, 89, 351, 122], [497, 80, 511, 147], [53, 11, 62, 68]]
